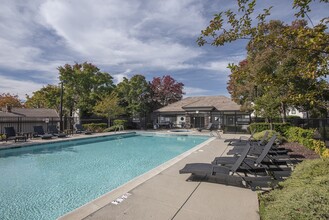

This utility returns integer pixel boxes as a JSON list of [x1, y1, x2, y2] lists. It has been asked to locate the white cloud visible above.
[[38, 0, 205, 70], [0, 75, 45, 99], [183, 86, 212, 97]]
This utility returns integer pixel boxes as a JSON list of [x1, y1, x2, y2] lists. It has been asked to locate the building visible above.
[[153, 96, 250, 133], [0, 106, 60, 133]]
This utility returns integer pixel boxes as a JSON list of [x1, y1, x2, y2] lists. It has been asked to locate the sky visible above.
[[0, 0, 327, 100]]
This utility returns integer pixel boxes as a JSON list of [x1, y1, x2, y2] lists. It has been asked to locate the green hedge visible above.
[[83, 123, 107, 132], [259, 158, 329, 220], [249, 123, 291, 134], [253, 130, 285, 144], [285, 127, 328, 158]]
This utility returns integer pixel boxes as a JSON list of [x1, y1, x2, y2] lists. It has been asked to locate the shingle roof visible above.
[[0, 108, 59, 118], [154, 96, 241, 112]]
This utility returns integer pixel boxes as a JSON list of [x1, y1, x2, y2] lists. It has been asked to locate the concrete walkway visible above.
[[81, 134, 259, 220]]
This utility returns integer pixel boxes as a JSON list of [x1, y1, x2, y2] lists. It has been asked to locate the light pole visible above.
[[59, 81, 64, 132]]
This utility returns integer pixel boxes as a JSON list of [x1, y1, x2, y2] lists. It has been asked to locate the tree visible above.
[[93, 93, 125, 126], [149, 75, 184, 110], [227, 20, 329, 120], [0, 93, 22, 108], [25, 85, 61, 111], [254, 92, 281, 128], [197, 0, 329, 79], [115, 74, 151, 117], [58, 62, 115, 117]]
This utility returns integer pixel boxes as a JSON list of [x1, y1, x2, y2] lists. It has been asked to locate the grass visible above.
[[259, 158, 329, 220]]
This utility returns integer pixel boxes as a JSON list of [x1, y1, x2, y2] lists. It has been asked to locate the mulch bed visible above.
[[280, 142, 320, 160]]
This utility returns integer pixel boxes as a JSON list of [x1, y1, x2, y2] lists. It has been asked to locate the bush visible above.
[[103, 126, 117, 132], [249, 123, 270, 133], [83, 123, 107, 132], [249, 123, 291, 135], [253, 130, 286, 144], [285, 127, 328, 158], [259, 159, 329, 220]]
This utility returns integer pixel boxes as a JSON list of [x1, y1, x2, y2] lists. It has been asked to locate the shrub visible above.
[[103, 126, 117, 132], [83, 123, 107, 132], [249, 123, 291, 135], [253, 130, 285, 144], [259, 159, 329, 220], [249, 123, 270, 133], [285, 127, 328, 158]]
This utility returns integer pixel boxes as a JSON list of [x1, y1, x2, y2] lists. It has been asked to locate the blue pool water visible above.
[[0, 133, 208, 220]]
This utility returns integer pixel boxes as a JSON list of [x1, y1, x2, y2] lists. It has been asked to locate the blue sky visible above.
[[0, 0, 327, 99]]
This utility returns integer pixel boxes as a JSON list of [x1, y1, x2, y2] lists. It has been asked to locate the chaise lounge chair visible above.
[[48, 125, 67, 138], [212, 135, 292, 178], [179, 144, 278, 189], [4, 127, 27, 142], [74, 124, 92, 135], [33, 126, 53, 139], [224, 129, 261, 146]]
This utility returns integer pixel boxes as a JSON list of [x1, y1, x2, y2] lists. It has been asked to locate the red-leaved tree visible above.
[[150, 75, 184, 109]]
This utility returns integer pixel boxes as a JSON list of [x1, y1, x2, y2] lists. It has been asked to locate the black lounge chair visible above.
[[212, 135, 292, 178], [225, 130, 267, 147], [33, 126, 53, 139], [4, 127, 27, 142], [48, 125, 67, 138], [226, 131, 288, 156], [74, 124, 92, 134], [179, 144, 277, 189]]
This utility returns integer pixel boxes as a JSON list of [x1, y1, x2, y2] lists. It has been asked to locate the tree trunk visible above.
[[281, 102, 287, 123]]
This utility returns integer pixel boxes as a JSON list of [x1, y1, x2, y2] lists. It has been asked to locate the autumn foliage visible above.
[[0, 93, 22, 108]]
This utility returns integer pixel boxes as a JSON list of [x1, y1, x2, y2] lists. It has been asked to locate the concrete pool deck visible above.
[[0, 130, 259, 220], [65, 131, 259, 220]]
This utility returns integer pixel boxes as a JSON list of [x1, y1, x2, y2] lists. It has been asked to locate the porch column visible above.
[[185, 112, 190, 127], [204, 112, 210, 128]]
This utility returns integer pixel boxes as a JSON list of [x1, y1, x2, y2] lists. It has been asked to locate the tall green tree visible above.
[[58, 62, 115, 117], [115, 74, 151, 117], [25, 85, 61, 110]]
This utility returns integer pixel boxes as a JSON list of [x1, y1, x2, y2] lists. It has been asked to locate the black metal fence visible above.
[[1, 116, 328, 141], [0, 117, 67, 134], [0, 116, 112, 135], [251, 118, 329, 141]]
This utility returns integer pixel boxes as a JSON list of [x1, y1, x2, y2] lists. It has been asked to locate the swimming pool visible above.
[[0, 133, 209, 220]]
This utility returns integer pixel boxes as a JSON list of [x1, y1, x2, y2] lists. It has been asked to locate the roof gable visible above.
[[154, 96, 241, 112], [0, 108, 59, 118]]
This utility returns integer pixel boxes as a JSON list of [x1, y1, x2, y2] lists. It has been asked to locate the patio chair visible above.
[[48, 125, 67, 138], [179, 144, 278, 189], [33, 126, 53, 139], [74, 124, 92, 135], [224, 129, 258, 145], [4, 127, 27, 142]]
